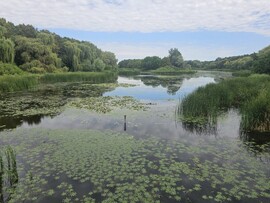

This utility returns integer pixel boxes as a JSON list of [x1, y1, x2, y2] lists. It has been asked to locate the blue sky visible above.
[[1, 0, 270, 61]]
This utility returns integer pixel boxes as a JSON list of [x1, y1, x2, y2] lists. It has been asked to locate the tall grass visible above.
[[151, 66, 196, 75], [40, 71, 117, 83], [0, 71, 118, 93], [0, 75, 38, 93], [179, 75, 270, 132], [118, 68, 140, 76]]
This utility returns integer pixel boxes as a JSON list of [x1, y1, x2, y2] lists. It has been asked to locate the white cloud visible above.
[[96, 41, 251, 61], [1, 0, 270, 35]]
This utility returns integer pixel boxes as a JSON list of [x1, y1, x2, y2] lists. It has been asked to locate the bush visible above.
[[0, 62, 24, 75]]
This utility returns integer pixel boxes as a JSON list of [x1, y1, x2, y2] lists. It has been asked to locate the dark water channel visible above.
[[0, 71, 269, 203]]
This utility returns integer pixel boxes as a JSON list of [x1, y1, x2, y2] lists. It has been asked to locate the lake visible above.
[[0, 71, 269, 203]]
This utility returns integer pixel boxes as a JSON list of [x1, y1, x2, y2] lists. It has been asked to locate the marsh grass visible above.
[[179, 75, 270, 132], [151, 66, 196, 75], [118, 68, 140, 76], [0, 72, 117, 93], [40, 71, 117, 84], [0, 146, 18, 203], [0, 75, 38, 93]]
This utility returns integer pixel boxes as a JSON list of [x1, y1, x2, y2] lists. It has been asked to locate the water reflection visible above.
[[0, 115, 45, 130], [105, 75, 215, 100]]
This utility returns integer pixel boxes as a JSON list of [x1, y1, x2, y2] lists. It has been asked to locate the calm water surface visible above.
[[0, 72, 269, 203]]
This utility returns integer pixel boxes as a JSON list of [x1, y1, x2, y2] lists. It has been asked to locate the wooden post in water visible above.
[[124, 115, 127, 131]]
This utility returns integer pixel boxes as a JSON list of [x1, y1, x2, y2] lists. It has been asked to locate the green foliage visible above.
[[169, 48, 184, 68], [0, 37, 14, 63], [0, 146, 18, 202], [151, 66, 196, 75], [179, 75, 270, 132], [253, 45, 270, 74], [101, 51, 118, 70], [118, 68, 140, 76], [231, 70, 252, 77], [142, 56, 162, 70], [14, 36, 62, 72], [118, 59, 142, 69], [0, 75, 38, 93], [0, 18, 117, 74], [40, 72, 117, 84], [0, 62, 24, 75], [93, 58, 105, 72]]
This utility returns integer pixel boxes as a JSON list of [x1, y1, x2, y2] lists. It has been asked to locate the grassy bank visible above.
[[40, 71, 117, 84], [0, 72, 117, 93], [178, 75, 270, 132], [118, 68, 140, 76], [0, 75, 39, 93], [151, 66, 196, 75]]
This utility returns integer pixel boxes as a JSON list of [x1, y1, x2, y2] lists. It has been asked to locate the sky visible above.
[[0, 0, 270, 61]]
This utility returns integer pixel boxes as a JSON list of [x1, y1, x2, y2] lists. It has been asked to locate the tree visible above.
[[101, 51, 118, 70], [253, 45, 270, 74], [93, 58, 105, 72], [161, 57, 171, 67], [169, 48, 184, 68], [0, 37, 14, 63], [142, 56, 162, 70]]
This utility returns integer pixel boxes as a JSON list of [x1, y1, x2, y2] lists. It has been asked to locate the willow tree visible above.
[[0, 37, 15, 63]]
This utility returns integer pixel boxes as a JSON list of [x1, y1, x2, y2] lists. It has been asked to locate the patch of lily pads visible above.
[[0, 128, 269, 202], [68, 96, 149, 113]]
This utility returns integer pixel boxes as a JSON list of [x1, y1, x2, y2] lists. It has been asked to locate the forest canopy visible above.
[[0, 18, 118, 74]]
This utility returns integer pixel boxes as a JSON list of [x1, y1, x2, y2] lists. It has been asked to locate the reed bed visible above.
[[118, 68, 140, 76], [0, 75, 38, 93], [40, 71, 117, 84], [179, 75, 270, 132], [0, 71, 118, 93]]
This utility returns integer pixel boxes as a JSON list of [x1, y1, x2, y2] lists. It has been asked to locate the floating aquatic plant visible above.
[[0, 128, 269, 202]]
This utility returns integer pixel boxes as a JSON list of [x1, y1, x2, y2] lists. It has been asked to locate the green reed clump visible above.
[[241, 87, 270, 132], [40, 71, 117, 84], [0, 75, 38, 93], [179, 75, 270, 132], [0, 146, 18, 203], [4, 146, 18, 187]]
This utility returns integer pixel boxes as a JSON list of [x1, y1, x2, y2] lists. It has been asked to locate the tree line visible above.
[[119, 46, 270, 74], [118, 48, 192, 71], [0, 18, 117, 74]]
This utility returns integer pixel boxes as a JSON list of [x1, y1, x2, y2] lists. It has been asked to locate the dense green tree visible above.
[[101, 51, 118, 70], [253, 45, 270, 74], [142, 56, 162, 70], [14, 36, 61, 72], [118, 59, 142, 69], [0, 37, 15, 63], [161, 56, 171, 67], [169, 48, 184, 68], [61, 41, 81, 72], [14, 24, 37, 38], [93, 58, 105, 72]]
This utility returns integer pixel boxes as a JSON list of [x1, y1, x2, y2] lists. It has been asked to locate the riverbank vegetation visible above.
[[151, 66, 196, 75], [0, 72, 117, 93], [179, 75, 270, 132], [185, 45, 270, 73], [118, 48, 195, 75], [0, 18, 117, 74]]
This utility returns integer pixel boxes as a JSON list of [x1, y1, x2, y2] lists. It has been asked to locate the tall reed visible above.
[[40, 71, 117, 84], [178, 75, 270, 132], [0, 75, 38, 93]]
